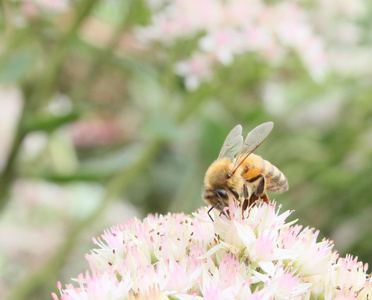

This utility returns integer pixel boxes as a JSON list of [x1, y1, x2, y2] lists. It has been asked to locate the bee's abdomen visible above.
[[263, 159, 288, 192], [243, 154, 288, 192]]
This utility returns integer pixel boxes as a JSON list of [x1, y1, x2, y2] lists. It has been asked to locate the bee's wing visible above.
[[230, 122, 274, 174], [218, 125, 243, 159]]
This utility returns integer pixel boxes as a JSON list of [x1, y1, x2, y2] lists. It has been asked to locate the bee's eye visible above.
[[215, 189, 228, 200]]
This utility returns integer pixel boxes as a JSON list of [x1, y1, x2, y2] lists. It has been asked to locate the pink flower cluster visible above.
[[136, 0, 328, 90], [53, 202, 372, 299]]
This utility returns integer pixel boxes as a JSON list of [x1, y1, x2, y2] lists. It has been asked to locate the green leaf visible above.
[[0, 49, 35, 83]]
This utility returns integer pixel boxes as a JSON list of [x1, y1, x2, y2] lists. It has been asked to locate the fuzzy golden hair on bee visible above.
[[202, 122, 288, 221]]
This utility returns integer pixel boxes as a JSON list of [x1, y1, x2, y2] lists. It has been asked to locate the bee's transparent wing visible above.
[[231, 122, 274, 173], [218, 125, 243, 159]]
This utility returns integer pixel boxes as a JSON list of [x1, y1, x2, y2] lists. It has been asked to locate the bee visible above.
[[202, 122, 288, 219]]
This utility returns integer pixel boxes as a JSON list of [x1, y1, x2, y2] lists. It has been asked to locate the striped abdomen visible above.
[[240, 153, 288, 192]]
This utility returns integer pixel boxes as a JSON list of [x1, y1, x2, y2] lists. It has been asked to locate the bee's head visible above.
[[202, 188, 232, 220], [203, 188, 229, 208], [204, 159, 231, 187]]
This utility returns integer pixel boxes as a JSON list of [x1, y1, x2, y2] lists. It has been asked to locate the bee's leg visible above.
[[242, 184, 249, 213], [230, 188, 240, 203], [261, 193, 270, 204], [243, 184, 249, 199], [248, 194, 259, 208], [249, 174, 268, 206]]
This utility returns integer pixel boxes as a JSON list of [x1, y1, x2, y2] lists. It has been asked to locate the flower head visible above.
[[53, 201, 371, 299]]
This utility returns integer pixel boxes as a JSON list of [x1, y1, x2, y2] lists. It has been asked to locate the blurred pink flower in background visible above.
[[21, 0, 70, 14], [136, 0, 370, 90], [136, 0, 332, 90], [53, 202, 371, 299], [175, 54, 214, 91]]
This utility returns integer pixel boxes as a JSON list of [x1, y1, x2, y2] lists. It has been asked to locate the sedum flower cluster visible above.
[[53, 201, 371, 299], [137, 0, 327, 90], [136, 0, 369, 90]]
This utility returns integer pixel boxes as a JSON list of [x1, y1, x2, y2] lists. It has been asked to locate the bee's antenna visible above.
[[207, 206, 215, 222]]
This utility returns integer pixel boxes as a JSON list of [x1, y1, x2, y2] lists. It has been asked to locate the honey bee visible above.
[[202, 122, 288, 219]]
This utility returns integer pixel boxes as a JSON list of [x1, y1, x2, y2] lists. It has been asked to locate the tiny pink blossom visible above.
[[174, 54, 214, 90], [252, 232, 275, 261]]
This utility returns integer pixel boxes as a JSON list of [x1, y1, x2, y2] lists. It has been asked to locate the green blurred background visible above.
[[0, 0, 371, 299]]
